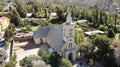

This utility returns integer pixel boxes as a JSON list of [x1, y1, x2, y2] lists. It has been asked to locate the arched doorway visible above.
[[40, 38, 43, 44], [69, 52, 73, 61]]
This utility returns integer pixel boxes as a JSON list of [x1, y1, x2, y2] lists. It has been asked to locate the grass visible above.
[[76, 23, 96, 32], [16, 25, 40, 32], [31, 26, 40, 32], [115, 33, 120, 39]]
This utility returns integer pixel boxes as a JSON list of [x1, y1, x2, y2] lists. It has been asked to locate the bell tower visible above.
[[62, 11, 78, 60], [63, 11, 75, 49]]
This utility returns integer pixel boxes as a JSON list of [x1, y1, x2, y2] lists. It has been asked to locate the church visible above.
[[33, 12, 79, 60]]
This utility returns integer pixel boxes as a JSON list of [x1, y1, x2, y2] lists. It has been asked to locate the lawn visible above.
[[31, 26, 40, 32], [115, 33, 120, 39]]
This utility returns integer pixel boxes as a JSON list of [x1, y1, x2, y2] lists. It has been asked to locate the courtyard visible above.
[[12, 39, 40, 67]]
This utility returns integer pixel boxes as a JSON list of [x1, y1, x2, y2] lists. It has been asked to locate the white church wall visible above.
[[34, 38, 41, 44], [42, 38, 47, 43]]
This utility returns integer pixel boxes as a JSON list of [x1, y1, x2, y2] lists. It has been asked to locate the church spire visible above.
[[65, 11, 72, 25]]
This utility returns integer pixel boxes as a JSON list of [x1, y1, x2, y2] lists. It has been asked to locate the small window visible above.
[[69, 29, 73, 35], [71, 43, 72, 47], [69, 43, 71, 48], [64, 29, 66, 35]]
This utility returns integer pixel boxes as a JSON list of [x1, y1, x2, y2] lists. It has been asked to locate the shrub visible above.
[[19, 21, 25, 27], [5, 41, 9, 47], [0, 49, 8, 63], [19, 56, 31, 67], [32, 20, 39, 26], [107, 28, 115, 38], [40, 20, 50, 26], [26, 25, 32, 31], [20, 28, 27, 32], [38, 48, 46, 58], [19, 55, 42, 67], [119, 34, 120, 39], [4, 27, 14, 41], [61, 58, 72, 67], [32, 11, 41, 18], [98, 25, 107, 31]]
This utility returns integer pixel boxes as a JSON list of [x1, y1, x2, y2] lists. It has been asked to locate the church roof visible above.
[[47, 25, 63, 50], [33, 26, 52, 38], [33, 25, 64, 51]]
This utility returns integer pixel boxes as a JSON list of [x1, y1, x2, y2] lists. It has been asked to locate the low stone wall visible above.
[[14, 36, 33, 41]]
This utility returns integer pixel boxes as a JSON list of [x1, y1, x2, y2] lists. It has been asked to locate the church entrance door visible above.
[[40, 38, 43, 44], [69, 52, 73, 61]]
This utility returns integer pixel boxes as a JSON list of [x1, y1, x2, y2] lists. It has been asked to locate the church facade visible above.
[[33, 12, 79, 60]]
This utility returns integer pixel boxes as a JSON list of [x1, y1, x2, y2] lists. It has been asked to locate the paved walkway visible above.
[[72, 60, 88, 67], [13, 40, 40, 67]]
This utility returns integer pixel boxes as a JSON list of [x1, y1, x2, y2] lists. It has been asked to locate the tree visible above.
[[75, 29, 84, 45], [4, 26, 14, 41], [38, 48, 46, 58], [93, 35, 116, 67], [4, 62, 15, 67], [44, 8, 49, 19], [5, 54, 17, 67], [107, 28, 115, 38], [19, 21, 25, 27], [56, 5, 67, 22], [93, 35, 110, 58], [60, 58, 72, 67], [114, 48, 120, 67], [75, 29, 80, 45], [32, 11, 42, 18], [98, 25, 107, 31], [10, 8, 20, 26], [15, 0, 27, 18], [32, 2, 42, 18], [20, 55, 50, 67], [26, 4, 34, 12], [19, 56, 32, 67], [114, 13, 117, 32], [26, 25, 32, 31], [31, 20, 39, 26], [49, 52, 61, 67], [0, 48, 7, 64], [5, 41, 9, 47], [110, 40, 120, 66], [38, 48, 62, 67]]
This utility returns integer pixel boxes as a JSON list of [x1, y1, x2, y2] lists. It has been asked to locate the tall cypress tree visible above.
[[10, 8, 20, 26], [15, 0, 27, 18]]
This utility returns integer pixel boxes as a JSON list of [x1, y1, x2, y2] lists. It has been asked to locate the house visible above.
[[2, 2, 14, 11], [14, 32, 33, 41], [0, 17, 10, 33], [77, 19, 88, 24], [50, 12, 57, 19], [33, 12, 79, 60], [84, 30, 105, 36], [26, 13, 33, 18]]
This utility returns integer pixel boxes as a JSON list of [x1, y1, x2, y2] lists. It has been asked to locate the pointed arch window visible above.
[[69, 29, 73, 35]]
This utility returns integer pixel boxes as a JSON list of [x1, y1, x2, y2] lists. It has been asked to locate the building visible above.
[[50, 12, 57, 20], [77, 19, 88, 24], [33, 12, 79, 60], [0, 17, 10, 33], [14, 32, 33, 41], [84, 30, 105, 36]]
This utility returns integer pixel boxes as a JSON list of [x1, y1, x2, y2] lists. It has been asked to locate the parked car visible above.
[[0, 38, 5, 47]]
